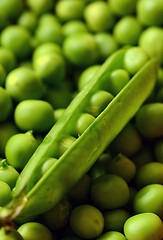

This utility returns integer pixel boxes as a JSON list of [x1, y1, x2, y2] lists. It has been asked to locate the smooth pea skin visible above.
[[18, 11, 38, 33], [14, 100, 55, 132], [0, 87, 13, 123], [124, 213, 163, 240], [0, 0, 23, 21], [41, 158, 57, 175], [0, 228, 23, 240], [70, 204, 104, 239], [109, 0, 137, 16], [0, 47, 16, 73], [18, 222, 53, 240], [135, 103, 163, 138], [97, 231, 127, 240], [75, 113, 95, 136], [123, 47, 149, 76], [5, 67, 45, 102], [27, 0, 54, 15], [0, 180, 11, 206], [134, 184, 163, 219], [5, 131, 38, 170], [63, 32, 99, 67], [62, 20, 88, 37], [91, 174, 130, 210]]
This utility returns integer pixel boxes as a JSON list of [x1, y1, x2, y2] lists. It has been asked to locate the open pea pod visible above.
[[0, 49, 158, 221]]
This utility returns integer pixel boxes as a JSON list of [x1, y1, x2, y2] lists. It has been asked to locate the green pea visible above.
[[41, 158, 57, 175], [104, 209, 130, 233], [135, 103, 163, 138], [91, 174, 130, 210], [132, 145, 154, 169], [78, 65, 100, 91], [0, 64, 6, 87], [5, 131, 38, 170], [63, 32, 99, 67], [109, 0, 137, 16], [137, 0, 163, 26], [55, 0, 85, 22], [0, 159, 19, 189], [0, 12, 9, 31], [0, 180, 11, 206], [0, 0, 23, 21], [70, 204, 104, 239], [27, 0, 54, 15], [32, 42, 62, 62], [75, 113, 95, 136], [108, 69, 130, 96], [113, 16, 142, 46], [135, 162, 163, 188], [107, 153, 136, 183], [139, 27, 163, 65], [97, 231, 127, 240], [1, 25, 33, 60], [84, 1, 115, 32], [18, 11, 38, 33], [18, 222, 53, 240], [0, 87, 13, 123], [87, 90, 114, 117], [14, 100, 55, 132], [124, 213, 163, 240], [58, 135, 76, 157], [5, 67, 45, 102], [109, 123, 142, 156], [0, 122, 19, 156], [0, 228, 23, 240], [123, 47, 149, 76], [0, 47, 16, 72], [62, 20, 88, 37], [134, 184, 163, 219], [33, 53, 66, 87], [95, 33, 118, 61], [154, 140, 163, 163], [54, 108, 65, 122], [42, 198, 71, 231]]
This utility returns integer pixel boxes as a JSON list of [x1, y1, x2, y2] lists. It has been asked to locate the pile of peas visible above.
[[0, 0, 163, 239]]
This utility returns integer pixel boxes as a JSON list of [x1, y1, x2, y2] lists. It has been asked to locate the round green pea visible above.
[[0, 228, 23, 240], [84, 1, 115, 32], [14, 100, 55, 132], [0, 87, 13, 123], [5, 131, 38, 170], [54, 108, 65, 122], [63, 32, 99, 67], [58, 135, 76, 157], [62, 20, 88, 37], [27, 0, 54, 15], [70, 204, 104, 239], [97, 231, 127, 240], [75, 113, 95, 136], [5, 67, 45, 102], [18, 11, 38, 33], [1, 25, 33, 60], [124, 213, 163, 240], [41, 158, 57, 175], [0, 180, 11, 206], [0, 47, 16, 72], [0, 0, 23, 21], [109, 0, 137, 16]]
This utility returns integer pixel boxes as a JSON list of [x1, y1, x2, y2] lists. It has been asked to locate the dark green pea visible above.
[[134, 184, 163, 219], [0, 180, 11, 206], [87, 90, 114, 117], [0, 228, 23, 240], [5, 131, 38, 170], [107, 153, 136, 183], [55, 0, 85, 22], [5, 67, 45, 102], [42, 198, 71, 231], [0, 0, 23, 21], [18, 222, 53, 240], [62, 20, 88, 37], [41, 158, 57, 175], [75, 113, 95, 136], [135, 162, 163, 188], [0, 159, 19, 189], [63, 32, 99, 67], [0, 47, 16, 72], [95, 33, 118, 61], [154, 140, 163, 163], [91, 174, 130, 210], [84, 1, 115, 32], [27, 0, 54, 15], [135, 103, 163, 138], [14, 100, 55, 133], [103, 209, 130, 232], [18, 11, 38, 33], [0, 87, 13, 123], [109, 0, 137, 16], [109, 123, 142, 156], [97, 231, 127, 240], [54, 109, 65, 122], [113, 16, 142, 46], [0, 64, 6, 87], [70, 204, 104, 239], [123, 47, 149, 76]]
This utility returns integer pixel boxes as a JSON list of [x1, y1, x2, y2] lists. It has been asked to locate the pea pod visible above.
[[0, 49, 158, 221]]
